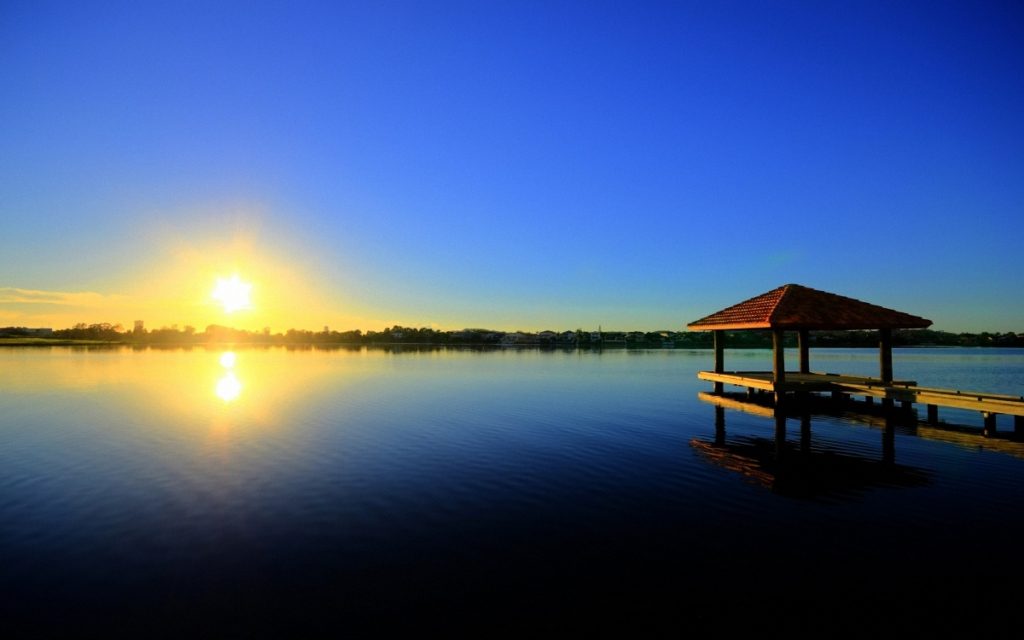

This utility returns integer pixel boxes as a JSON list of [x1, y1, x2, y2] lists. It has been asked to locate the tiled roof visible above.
[[687, 284, 932, 330]]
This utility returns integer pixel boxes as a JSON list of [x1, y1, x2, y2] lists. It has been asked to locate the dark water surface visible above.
[[2, 346, 1023, 634]]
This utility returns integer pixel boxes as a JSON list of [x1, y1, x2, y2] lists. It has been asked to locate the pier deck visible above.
[[697, 391, 1024, 460], [698, 369, 1024, 434], [698, 370, 918, 393]]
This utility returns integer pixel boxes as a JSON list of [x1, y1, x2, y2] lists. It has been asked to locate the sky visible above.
[[2, 0, 1022, 333]]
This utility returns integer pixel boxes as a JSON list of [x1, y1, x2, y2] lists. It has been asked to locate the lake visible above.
[[2, 346, 1023, 633]]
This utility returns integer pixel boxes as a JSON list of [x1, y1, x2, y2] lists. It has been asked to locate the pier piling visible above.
[[983, 412, 997, 438]]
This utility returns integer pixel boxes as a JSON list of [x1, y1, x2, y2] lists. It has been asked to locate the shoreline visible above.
[[1, 338, 1021, 350]]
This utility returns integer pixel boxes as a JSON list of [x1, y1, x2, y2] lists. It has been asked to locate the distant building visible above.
[[133, 320, 144, 333]]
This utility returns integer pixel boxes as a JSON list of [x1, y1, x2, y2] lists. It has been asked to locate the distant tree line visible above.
[[2, 324, 1022, 348], [713, 328, 1024, 348]]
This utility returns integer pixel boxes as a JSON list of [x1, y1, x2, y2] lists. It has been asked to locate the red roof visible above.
[[687, 284, 932, 331]]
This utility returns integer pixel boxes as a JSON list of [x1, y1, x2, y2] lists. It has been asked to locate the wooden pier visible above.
[[687, 284, 1024, 437], [698, 370, 1024, 436], [699, 390, 1024, 459]]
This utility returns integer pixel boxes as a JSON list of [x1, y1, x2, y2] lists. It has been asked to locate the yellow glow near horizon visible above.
[[0, 223, 383, 331], [212, 275, 253, 314], [219, 351, 237, 368]]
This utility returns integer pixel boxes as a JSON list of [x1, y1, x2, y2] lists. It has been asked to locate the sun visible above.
[[212, 275, 253, 313]]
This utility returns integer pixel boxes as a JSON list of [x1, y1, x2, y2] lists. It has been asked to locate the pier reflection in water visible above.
[[693, 394, 931, 500]]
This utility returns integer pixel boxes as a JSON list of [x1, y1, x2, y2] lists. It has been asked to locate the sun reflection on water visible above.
[[2, 346, 363, 425], [216, 351, 242, 402]]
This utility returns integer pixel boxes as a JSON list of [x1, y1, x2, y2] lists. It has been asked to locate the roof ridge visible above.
[[687, 284, 931, 331]]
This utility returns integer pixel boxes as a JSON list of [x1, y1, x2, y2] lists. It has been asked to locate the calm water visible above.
[[2, 346, 1023, 633]]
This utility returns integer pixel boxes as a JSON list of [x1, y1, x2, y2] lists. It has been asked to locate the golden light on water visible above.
[[216, 371, 242, 402], [216, 351, 241, 402], [212, 275, 253, 314], [1, 347, 367, 447]]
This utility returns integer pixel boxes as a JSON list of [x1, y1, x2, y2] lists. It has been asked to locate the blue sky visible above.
[[2, 1, 1022, 332]]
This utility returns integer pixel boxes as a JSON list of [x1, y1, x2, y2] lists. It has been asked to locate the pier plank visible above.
[[697, 370, 1024, 417]]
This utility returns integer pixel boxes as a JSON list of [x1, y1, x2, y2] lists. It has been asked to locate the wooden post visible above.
[[927, 404, 938, 424], [772, 329, 786, 407], [713, 330, 725, 394], [983, 412, 997, 438], [879, 328, 893, 384], [772, 329, 786, 384], [1015, 416, 1024, 439], [798, 328, 810, 375]]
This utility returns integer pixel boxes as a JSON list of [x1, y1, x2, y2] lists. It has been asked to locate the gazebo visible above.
[[687, 284, 932, 398]]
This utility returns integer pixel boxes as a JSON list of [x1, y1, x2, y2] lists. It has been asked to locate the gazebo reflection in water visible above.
[[691, 391, 932, 500]]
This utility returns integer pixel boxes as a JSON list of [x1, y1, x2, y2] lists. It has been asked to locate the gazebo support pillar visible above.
[[772, 330, 786, 383], [879, 328, 893, 383], [713, 330, 725, 394], [797, 328, 810, 375], [772, 329, 786, 405]]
